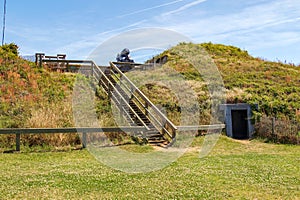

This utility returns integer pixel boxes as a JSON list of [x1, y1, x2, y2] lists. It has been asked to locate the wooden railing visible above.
[[0, 127, 147, 151], [29, 58, 225, 148], [0, 125, 225, 152], [35, 53, 66, 67], [177, 124, 225, 131], [40, 59, 96, 75], [109, 62, 178, 142], [92, 63, 150, 130]]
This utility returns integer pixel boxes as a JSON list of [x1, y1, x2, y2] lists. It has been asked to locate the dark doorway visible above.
[[231, 110, 248, 139]]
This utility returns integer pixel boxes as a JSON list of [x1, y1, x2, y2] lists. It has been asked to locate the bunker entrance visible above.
[[231, 110, 249, 139]]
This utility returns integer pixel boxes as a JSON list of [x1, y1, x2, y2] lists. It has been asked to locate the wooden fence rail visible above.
[[0, 127, 147, 151], [0, 125, 225, 152], [177, 124, 225, 131]]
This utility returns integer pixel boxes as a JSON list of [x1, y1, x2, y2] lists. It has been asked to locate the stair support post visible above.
[[82, 132, 87, 148], [145, 102, 149, 117]]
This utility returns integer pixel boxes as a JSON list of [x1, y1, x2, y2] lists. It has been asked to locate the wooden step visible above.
[[98, 71, 173, 148]]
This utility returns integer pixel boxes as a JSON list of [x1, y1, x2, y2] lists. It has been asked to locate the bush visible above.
[[0, 43, 19, 57], [255, 115, 300, 145]]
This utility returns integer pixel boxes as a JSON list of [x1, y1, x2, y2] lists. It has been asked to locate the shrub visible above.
[[0, 43, 19, 57], [255, 115, 300, 145]]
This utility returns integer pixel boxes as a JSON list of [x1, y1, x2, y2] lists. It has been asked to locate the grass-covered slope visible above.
[[158, 42, 300, 119], [149, 42, 300, 144], [1, 42, 299, 146], [0, 44, 75, 128], [202, 43, 300, 119], [0, 44, 78, 147]]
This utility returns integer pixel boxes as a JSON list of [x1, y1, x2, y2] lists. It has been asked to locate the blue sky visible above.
[[3, 0, 300, 64]]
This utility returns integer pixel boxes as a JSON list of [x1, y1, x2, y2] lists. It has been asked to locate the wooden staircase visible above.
[[95, 62, 176, 147], [38, 57, 177, 147], [38, 57, 226, 148]]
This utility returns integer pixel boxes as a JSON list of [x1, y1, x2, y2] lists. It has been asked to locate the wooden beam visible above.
[[0, 127, 147, 135], [177, 124, 225, 131], [41, 59, 94, 64], [0, 127, 148, 151]]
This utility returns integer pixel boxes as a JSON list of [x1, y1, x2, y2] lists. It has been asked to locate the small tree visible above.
[[0, 43, 19, 56]]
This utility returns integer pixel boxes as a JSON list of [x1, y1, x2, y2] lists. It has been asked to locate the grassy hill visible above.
[[148, 42, 300, 144], [0, 44, 78, 147], [0, 43, 299, 147], [0, 43, 299, 199], [155, 42, 300, 119]]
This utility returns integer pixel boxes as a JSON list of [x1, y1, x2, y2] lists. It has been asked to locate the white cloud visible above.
[[160, 0, 300, 42], [116, 0, 185, 18], [162, 0, 207, 16], [88, 28, 191, 65], [62, 0, 300, 63], [54, 20, 148, 59], [16, 0, 300, 64], [139, 0, 299, 63]]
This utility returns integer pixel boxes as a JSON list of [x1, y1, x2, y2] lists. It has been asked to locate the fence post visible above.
[[91, 62, 94, 78], [35, 53, 44, 67], [272, 117, 275, 135], [66, 61, 70, 72], [82, 132, 87, 149], [16, 133, 20, 151]]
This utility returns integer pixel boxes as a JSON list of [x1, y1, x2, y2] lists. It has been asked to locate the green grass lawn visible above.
[[0, 136, 299, 199]]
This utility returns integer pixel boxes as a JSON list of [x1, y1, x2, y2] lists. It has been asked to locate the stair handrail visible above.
[[110, 62, 177, 139], [92, 62, 150, 130], [109, 69, 175, 140], [39, 58, 176, 138]]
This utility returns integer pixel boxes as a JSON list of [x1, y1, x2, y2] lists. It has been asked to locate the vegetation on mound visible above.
[[0, 42, 299, 147], [150, 42, 300, 144], [0, 44, 78, 147], [201, 43, 300, 144]]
